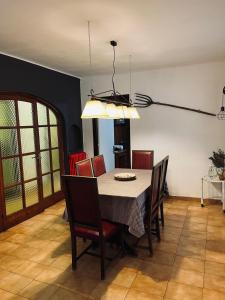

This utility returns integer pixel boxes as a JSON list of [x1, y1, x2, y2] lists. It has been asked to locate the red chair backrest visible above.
[[160, 156, 169, 196], [69, 152, 86, 175], [76, 159, 93, 177], [132, 150, 154, 170], [91, 155, 106, 177], [62, 175, 101, 229], [147, 161, 162, 220]]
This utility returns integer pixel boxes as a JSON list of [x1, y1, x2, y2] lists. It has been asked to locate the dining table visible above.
[[98, 168, 151, 238], [63, 168, 152, 238]]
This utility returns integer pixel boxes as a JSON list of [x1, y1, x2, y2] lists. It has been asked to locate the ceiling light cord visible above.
[[129, 54, 132, 105], [88, 21, 94, 96], [112, 45, 116, 95]]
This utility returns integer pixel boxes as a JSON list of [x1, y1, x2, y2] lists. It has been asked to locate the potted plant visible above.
[[209, 149, 225, 180]]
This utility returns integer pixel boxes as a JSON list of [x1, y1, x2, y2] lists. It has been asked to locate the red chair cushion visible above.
[[74, 220, 119, 240]]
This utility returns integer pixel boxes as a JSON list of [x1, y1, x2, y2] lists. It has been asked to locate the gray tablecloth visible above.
[[63, 168, 151, 238]]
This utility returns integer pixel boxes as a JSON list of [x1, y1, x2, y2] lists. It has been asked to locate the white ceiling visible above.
[[1, 0, 225, 77]]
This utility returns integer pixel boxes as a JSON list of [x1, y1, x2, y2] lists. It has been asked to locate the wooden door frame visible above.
[[0, 92, 65, 230], [92, 119, 99, 156]]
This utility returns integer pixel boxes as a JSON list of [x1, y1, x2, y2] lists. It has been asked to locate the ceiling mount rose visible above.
[[110, 40, 117, 47]]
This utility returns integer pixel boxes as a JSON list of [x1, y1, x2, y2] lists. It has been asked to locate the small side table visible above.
[[201, 177, 225, 212]]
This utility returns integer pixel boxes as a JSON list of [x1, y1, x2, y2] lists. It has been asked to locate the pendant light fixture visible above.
[[81, 24, 140, 119], [217, 87, 225, 120]]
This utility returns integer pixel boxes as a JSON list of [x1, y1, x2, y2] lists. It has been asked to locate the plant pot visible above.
[[218, 173, 225, 181], [217, 168, 225, 180]]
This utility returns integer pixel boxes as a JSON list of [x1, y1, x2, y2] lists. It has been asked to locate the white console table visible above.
[[201, 177, 225, 212]]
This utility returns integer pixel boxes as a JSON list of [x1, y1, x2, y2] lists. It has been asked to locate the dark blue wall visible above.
[[0, 54, 83, 171]]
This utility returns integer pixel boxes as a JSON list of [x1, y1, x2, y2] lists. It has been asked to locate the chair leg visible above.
[[156, 216, 161, 242], [147, 222, 153, 256], [100, 238, 105, 280], [160, 203, 164, 227], [120, 227, 125, 257], [71, 236, 77, 270]]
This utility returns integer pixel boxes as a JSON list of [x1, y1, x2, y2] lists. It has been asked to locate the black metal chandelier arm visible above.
[[135, 93, 153, 106], [135, 93, 216, 116], [154, 101, 216, 116]]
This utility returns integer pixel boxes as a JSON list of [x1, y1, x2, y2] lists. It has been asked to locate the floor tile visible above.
[[139, 261, 172, 281], [171, 268, 204, 288], [154, 241, 178, 254], [49, 287, 87, 300], [179, 236, 206, 248], [205, 249, 225, 264], [204, 260, 225, 277], [203, 288, 225, 300], [13, 260, 45, 279], [50, 254, 72, 271], [0, 272, 32, 293], [107, 267, 137, 288], [35, 266, 70, 285], [0, 255, 26, 272], [0, 288, 27, 300], [206, 240, 225, 252], [90, 282, 128, 300], [174, 256, 204, 273], [131, 274, 167, 297], [183, 222, 207, 233], [165, 281, 203, 300], [176, 244, 205, 260], [125, 288, 163, 300], [160, 232, 180, 244], [139, 250, 175, 266], [181, 230, 207, 240], [204, 273, 225, 292], [62, 273, 98, 295], [19, 280, 58, 300]]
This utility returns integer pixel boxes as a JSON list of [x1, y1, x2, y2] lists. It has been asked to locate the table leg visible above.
[[201, 178, 204, 207]]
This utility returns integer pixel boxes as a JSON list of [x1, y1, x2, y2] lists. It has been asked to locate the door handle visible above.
[[32, 155, 41, 160]]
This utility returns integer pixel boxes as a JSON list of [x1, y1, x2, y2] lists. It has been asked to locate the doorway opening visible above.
[[92, 94, 131, 170]]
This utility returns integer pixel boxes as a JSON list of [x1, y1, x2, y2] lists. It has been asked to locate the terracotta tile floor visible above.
[[0, 198, 225, 299]]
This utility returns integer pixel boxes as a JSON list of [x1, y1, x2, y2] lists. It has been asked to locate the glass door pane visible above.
[[5, 185, 23, 215]]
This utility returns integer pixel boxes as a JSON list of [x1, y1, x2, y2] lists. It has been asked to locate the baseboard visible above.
[[168, 195, 200, 201], [169, 195, 221, 204]]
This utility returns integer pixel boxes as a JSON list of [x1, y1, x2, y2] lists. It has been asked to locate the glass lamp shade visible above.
[[115, 106, 126, 119], [105, 103, 120, 119], [122, 106, 130, 118], [127, 107, 140, 119], [81, 100, 108, 119]]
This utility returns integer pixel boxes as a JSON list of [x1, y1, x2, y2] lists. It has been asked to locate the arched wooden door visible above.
[[0, 93, 64, 231]]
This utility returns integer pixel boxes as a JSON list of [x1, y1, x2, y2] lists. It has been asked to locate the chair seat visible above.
[[74, 220, 119, 240]]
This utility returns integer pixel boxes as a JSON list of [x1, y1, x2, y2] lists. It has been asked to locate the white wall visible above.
[[81, 61, 225, 197], [98, 119, 115, 171]]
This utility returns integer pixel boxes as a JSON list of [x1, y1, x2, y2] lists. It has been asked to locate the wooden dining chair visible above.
[[159, 156, 169, 227], [144, 161, 162, 256], [91, 154, 106, 177], [76, 158, 93, 177], [62, 175, 122, 280], [132, 150, 154, 170]]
